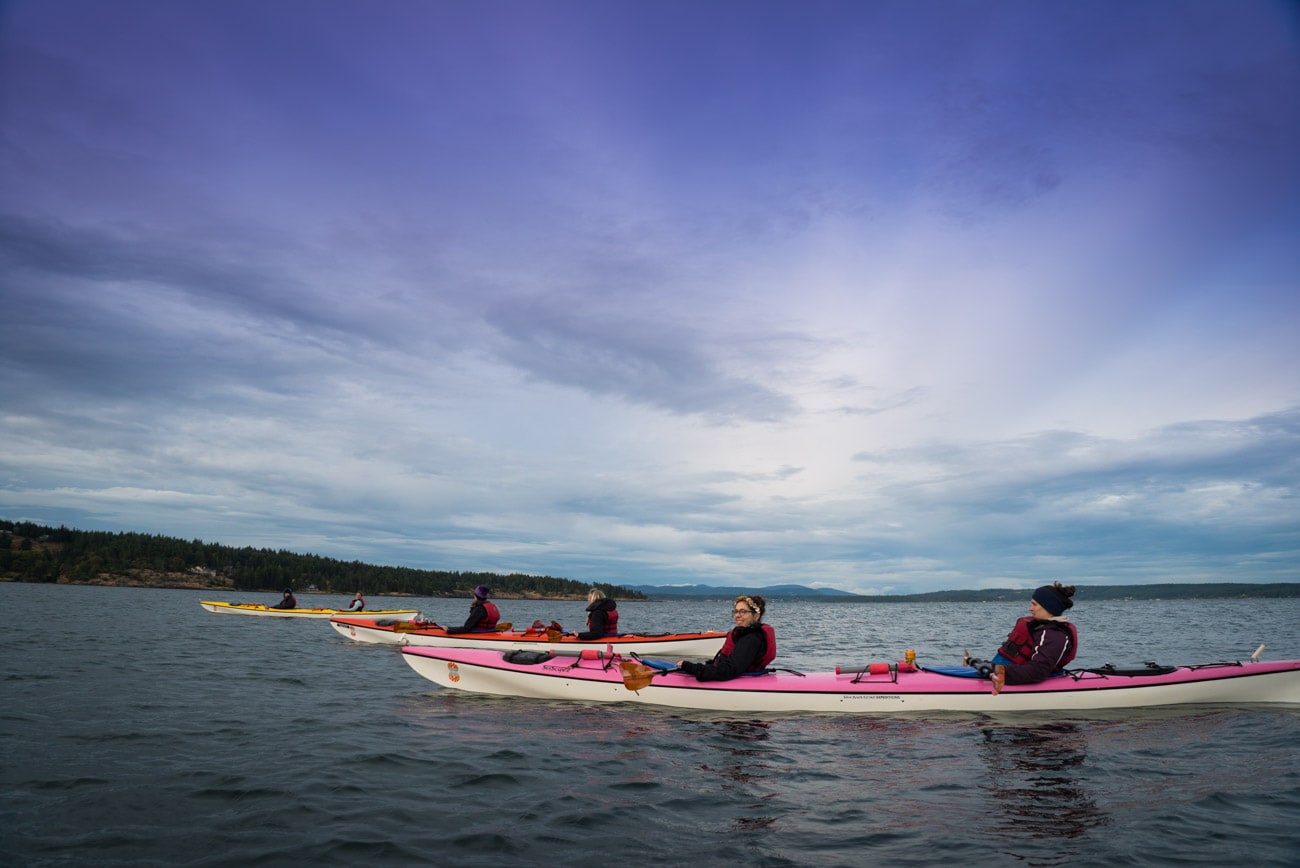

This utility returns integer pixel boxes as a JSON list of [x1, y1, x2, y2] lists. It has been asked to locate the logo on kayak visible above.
[[348, 626, 356, 637], [447, 663, 460, 683]]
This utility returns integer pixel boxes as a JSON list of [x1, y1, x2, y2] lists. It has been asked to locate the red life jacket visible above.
[[718, 623, 777, 671], [999, 616, 1078, 668], [475, 601, 500, 631], [587, 606, 619, 635]]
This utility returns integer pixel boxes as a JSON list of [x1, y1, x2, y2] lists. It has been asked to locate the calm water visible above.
[[3, 583, 1298, 867]]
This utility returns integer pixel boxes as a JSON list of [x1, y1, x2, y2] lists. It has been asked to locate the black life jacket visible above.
[[999, 616, 1078, 668], [718, 623, 777, 671]]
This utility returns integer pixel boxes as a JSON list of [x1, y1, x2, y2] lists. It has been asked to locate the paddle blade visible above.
[[495, 622, 513, 632], [546, 627, 563, 642], [619, 661, 656, 692], [393, 621, 418, 632]]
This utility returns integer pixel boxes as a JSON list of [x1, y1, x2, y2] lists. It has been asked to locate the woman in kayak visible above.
[[576, 588, 619, 639], [967, 582, 1078, 690], [344, 592, 364, 612], [443, 585, 500, 633], [676, 594, 776, 681], [271, 588, 296, 609]]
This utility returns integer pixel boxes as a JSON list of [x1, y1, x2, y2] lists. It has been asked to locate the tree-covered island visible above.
[[0, 520, 645, 600]]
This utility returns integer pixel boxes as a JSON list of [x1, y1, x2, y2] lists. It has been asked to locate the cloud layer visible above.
[[2, 1, 1298, 592]]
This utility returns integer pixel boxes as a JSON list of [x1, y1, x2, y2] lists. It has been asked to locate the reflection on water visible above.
[[978, 722, 1110, 848], [697, 719, 777, 829], [716, 718, 773, 745]]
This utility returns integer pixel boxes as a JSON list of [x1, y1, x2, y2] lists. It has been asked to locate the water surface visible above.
[[3, 584, 1298, 866]]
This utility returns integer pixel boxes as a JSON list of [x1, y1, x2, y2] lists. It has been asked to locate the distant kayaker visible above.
[[967, 582, 1078, 691], [576, 588, 619, 639], [676, 594, 776, 681], [344, 592, 365, 612], [444, 585, 500, 633], [271, 588, 297, 610]]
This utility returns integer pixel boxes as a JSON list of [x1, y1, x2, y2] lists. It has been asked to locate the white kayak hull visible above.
[[200, 601, 418, 620], [400, 646, 1300, 714], [331, 617, 727, 657]]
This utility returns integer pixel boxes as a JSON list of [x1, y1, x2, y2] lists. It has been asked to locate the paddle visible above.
[[619, 660, 659, 691], [619, 659, 681, 691], [395, 620, 511, 633], [633, 656, 677, 671], [962, 648, 1005, 692]]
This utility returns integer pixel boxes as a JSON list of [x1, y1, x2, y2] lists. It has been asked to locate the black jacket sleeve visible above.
[[444, 603, 487, 634], [576, 606, 610, 641], [680, 628, 766, 682]]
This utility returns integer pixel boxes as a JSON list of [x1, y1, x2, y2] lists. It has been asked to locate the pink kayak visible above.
[[400, 645, 1300, 714]]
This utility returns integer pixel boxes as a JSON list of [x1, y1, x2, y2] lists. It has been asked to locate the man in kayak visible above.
[[967, 582, 1078, 691], [344, 592, 365, 612], [576, 588, 619, 639], [676, 594, 776, 681], [270, 588, 296, 609], [443, 585, 500, 633]]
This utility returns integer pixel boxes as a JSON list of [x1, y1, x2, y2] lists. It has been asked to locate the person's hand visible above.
[[962, 648, 971, 666]]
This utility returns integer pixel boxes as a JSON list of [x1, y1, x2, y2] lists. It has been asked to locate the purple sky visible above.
[[2, 1, 1298, 593]]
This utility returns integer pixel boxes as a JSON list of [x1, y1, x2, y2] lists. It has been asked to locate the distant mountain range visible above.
[[630, 582, 1300, 601], [627, 583, 855, 599]]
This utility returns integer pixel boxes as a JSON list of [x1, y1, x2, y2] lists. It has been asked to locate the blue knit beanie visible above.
[[1032, 585, 1068, 616]]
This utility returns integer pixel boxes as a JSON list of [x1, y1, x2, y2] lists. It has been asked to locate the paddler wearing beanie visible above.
[[443, 585, 501, 634], [964, 581, 1079, 689]]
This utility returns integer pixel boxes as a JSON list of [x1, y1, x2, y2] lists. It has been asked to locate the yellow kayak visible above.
[[200, 600, 418, 620]]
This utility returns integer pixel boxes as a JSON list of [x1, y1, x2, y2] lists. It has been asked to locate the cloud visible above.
[[2, 1, 1298, 593]]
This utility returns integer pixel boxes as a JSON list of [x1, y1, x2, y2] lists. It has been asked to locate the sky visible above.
[[2, 1, 1299, 594]]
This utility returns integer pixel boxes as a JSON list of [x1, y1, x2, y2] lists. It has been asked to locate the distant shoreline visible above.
[[6, 521, 1297, 602], [0, 576, 589, 601]]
